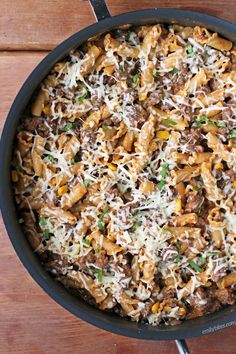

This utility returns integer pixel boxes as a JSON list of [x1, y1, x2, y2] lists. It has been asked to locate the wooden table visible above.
[[0, 1, 235, 353]]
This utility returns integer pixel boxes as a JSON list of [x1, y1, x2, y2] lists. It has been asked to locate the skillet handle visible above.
[[175, 339, 190, 354], [89, 0, 111, 21]]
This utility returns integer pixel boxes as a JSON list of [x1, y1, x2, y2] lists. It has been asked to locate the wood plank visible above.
[[0, 53, 236, 354], [0, 0, 235, 51], [0, 52, 47, 131]]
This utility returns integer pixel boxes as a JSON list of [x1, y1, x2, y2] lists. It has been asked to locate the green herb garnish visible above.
[[192, 186, 202, 191], [206, 251, 219, 257], [83, 178, 90, 188], [152, 68, 158, 77], [125, 33, 131, 41], [61, 123, 74, 132], [181, 298, 189, 306], [97, 206, 109, 234], [102, 124, 108, 130], [198, 256, 207, 264], [83, 239, 90, 246], [128, 72, 140, 83], [188, 260, 204, 272], [77, 87, 89, 101], [174, 254, 181, 263], [132, 221, 142, 230], [172, 67, 178, 74], [43, 229, 50, 240], [163, 119, 177, 126], [160, 162, 169, 178], [39, 217, 47, 226], [158, 179, 166, 190], [71, 158, 75, 164], [95, 247, 100, 254], [228, 129, 236, 139], [186, 44, 195, 56], [163, 227, 173, 235], [46, 154, 54, 161], [91, 268, 103, 283]]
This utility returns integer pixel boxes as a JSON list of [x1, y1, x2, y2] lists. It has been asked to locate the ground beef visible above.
[[128, 104, 148, 127], [171, 63, 189, 93], [80, 128, 97, 145], [185, 192, 204, 213], [22, 116, 50, 137], [161, 287, 176, 298], [222, 106, 234, 120], [180, 128, 204, 152], [122, 89, 138, 104], [215, 288, 236, 305], [95, 253, 109, 269], [103, 75, 116, 86], [140, 302, 153, 317], [90, 95, 104, 109], [44, 253, 71, 276], [146, 90, 162, 106], [187, 287, 221, 319]]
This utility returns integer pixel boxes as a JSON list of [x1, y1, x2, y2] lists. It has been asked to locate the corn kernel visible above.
[[233, 180, 236, 188], [58, 185, 68, 196], [175, 198, 182, 212], [156, 130, 170, 140], [11, 170, 19, 182], [43, 105, 50, 114], [177, 307, 186, 316], [215, 162, 223, 169], [163, 306, 172, 312], [151, 303, 159, 313], [107, 163, 117, 171], [205, 281, 212, 287]]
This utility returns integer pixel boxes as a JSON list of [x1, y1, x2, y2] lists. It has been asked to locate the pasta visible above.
[[12, 24, 236, 326]]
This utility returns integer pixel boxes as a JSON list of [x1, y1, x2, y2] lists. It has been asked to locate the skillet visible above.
[[0, 1, 236, 353]]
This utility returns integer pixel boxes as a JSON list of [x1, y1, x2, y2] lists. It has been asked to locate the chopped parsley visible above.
[[39, 217, 47, 226], [91, 268, 103, 283], [152, 68, 158, 77], [188, 260, 204, 272], [97, 206, 110, 234], [228, 129, 236, 139], [125, 33, 131, 41], [158, 179, 166, 190], [193, 115, 225, 128], [46, 154, 54, 161], [158, 162, 169, 190], [132, 221, 142, 230], [77, 86, 89, 101], [83, 178, 90, 188], [163, 119, 177, 126], [82, 239, 90, 246], [206, 251, 219, 257], [163, 227, 173, 235], [43, 229, 51, 240], [160, 162, 169, 178], [102, 124, 108, 130], [128, 72, 140, 83], [198, 256, 207, 264], [61, 123, 74, 132], [181, 298, 189, 306], [186, 44, 195, 56], [174, 254, 182, 263], [171, 67, 178, 74], [192, 186, 202, 191], [71, 158, 75, 164]]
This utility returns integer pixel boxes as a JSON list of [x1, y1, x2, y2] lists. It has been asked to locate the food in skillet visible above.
[[12, 24, 236, 325]]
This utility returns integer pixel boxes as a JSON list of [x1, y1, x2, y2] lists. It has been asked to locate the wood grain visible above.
[[0, 0, 235, 51], [0, 1, 236, 353]]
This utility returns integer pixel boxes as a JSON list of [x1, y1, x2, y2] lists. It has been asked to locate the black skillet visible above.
[[0, 1, 236, 353]]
